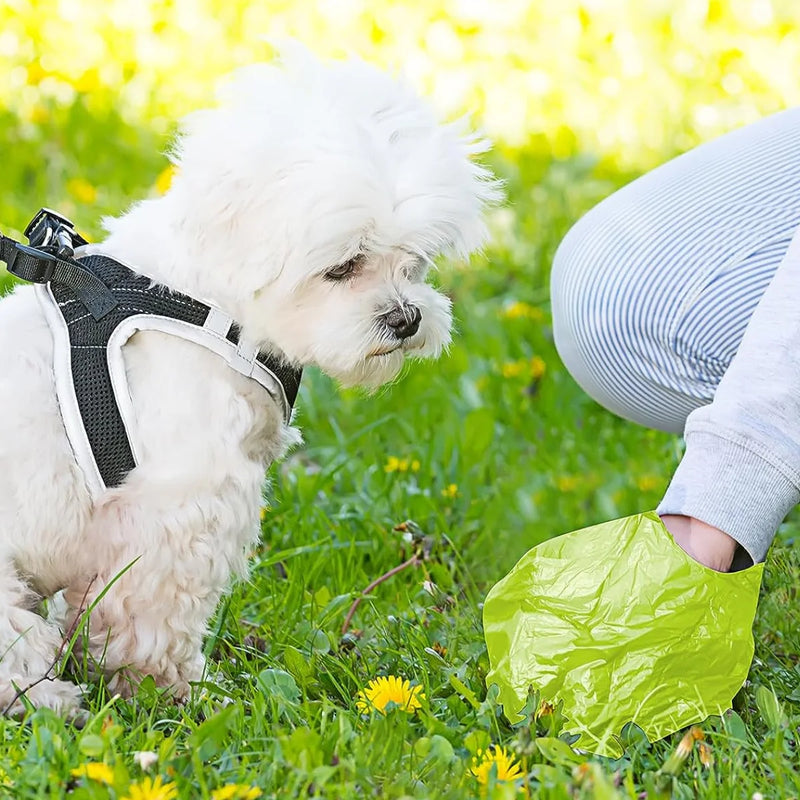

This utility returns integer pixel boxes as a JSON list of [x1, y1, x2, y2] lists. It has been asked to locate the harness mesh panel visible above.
[[51, 255, 212, 486], [50, 255, 301, 488]]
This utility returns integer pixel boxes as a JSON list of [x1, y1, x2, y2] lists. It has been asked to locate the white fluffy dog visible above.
[[0, 49, 498, 714]]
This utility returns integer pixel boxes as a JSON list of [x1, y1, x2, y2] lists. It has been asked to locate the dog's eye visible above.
[[403, 257, 428, 281], [325, 255, 365, 281]]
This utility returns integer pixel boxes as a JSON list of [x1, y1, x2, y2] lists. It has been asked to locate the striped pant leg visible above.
[[551, 106, 800, 434], [551, 106, 800, 561]]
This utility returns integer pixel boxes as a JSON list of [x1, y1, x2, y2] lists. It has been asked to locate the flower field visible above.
[[1, 1, 799, 797]]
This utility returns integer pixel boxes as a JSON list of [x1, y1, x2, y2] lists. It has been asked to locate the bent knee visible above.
[[550, 209, 699, 433], [550, 208, 634, 398]]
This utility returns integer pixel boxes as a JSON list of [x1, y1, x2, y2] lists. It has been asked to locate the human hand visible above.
[[660, 514, 738, 572]]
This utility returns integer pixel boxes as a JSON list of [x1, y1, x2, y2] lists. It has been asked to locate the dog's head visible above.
[[167, 48, 501, 388]]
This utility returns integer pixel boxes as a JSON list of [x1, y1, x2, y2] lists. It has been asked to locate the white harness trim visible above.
[[36, 282, 106, 497]]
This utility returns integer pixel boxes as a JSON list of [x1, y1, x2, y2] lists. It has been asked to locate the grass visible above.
[[0, 99, 799, 799]]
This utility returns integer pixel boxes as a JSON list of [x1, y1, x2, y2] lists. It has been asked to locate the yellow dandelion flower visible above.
[[26, 61, 48, 86], [211, 785, 263, 800], [385, 456, 420, 474], [503, 357, 547, 381], [503, 301, 530, 319], [74, 67, 102, 93], [155, 164, 177, 195], [501, 361, 525, 378], [121, 776, 179, 800], [503, 301, 544, 321], [384, 456, 401, 473], [28, 104, 49, 125], [556, 475, 579, 492], [441, 483, 459, 499], [355, 676, 425, 715], [529, 356, 546, 380], [470, 746, 523, 785], [66, 178, 97, 205], [71, 763, 115, 785], [636, 475, 661, 492], [370, 19, 386, 44]]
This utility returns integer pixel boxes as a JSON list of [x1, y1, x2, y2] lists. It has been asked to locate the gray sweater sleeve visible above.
[[657, 225, 800, 562]]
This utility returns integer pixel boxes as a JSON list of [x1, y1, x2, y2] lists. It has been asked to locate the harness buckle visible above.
[[24, 208, 88, 258]]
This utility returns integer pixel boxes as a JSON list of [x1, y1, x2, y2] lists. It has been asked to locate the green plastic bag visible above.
[[484, 511, 763, 756]]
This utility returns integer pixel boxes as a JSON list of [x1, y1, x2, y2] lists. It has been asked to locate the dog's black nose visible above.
[[384, 304, 421, 339]]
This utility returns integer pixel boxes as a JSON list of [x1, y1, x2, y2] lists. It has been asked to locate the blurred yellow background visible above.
[[3, 0, 800, 171]]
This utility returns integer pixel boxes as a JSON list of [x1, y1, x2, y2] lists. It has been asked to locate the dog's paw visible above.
[[104, 669, 139, 700], [105, 669, 192, 706]]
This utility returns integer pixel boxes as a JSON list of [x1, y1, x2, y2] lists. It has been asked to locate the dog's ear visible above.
[[387, 118, 504, 261]]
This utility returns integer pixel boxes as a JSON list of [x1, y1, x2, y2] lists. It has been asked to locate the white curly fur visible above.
[[0, 48, 500, 714]]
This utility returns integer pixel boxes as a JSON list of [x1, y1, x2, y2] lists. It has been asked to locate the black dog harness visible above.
[[0, 209, 302, 497]]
